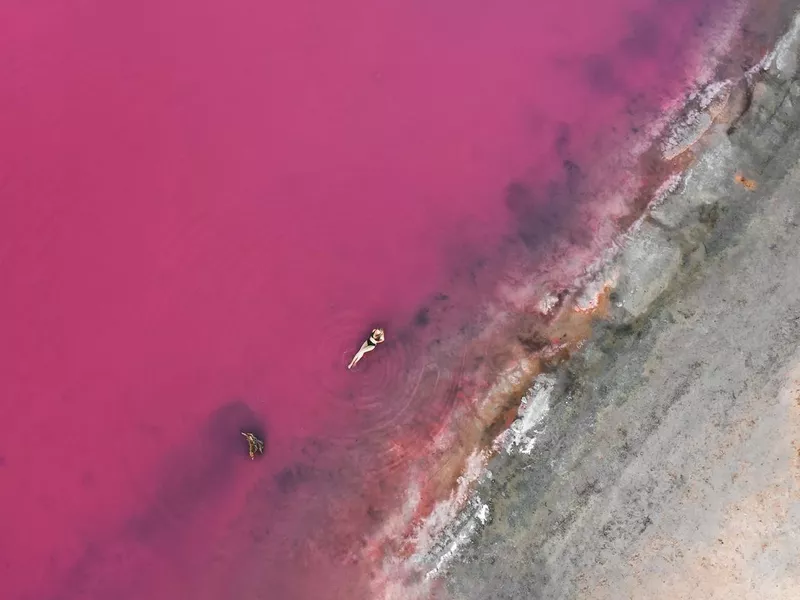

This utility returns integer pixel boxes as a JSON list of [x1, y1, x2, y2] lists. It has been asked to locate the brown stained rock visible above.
[[735, 172, 758, 189]]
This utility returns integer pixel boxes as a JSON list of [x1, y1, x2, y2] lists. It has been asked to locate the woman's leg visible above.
[[348, 341, 374, 369]]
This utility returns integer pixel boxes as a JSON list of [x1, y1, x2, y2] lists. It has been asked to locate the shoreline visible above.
[[370, 3, 800, 598], [442, 7, 800, 599]]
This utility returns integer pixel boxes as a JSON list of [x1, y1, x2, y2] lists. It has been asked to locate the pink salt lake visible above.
[[0, 0, 734, 598]]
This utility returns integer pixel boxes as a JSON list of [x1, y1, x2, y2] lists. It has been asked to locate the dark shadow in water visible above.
[[125, 400, 263, 541], [50, 400, 263, 600], [584, 54, 625, 95], [504, 156, 592, 253], [554, 122, 572, 159], [273, 462, 320, 495], [620, 12, 662, 58]]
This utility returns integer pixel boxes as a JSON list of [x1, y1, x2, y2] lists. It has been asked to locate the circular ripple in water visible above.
[[305, 309, 469, 474]]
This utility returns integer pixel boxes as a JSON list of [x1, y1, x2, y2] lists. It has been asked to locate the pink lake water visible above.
[[0, 0, 772, 599]]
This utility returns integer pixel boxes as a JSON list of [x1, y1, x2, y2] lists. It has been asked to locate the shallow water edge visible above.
[[433, 5, 800, 600], [372, 2, 800, 598]]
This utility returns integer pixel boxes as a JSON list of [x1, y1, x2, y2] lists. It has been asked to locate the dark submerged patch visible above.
[[554, 123, 571, 158], [504, 168, 586, 252], [620, 13, 661, 58], [51, 401, 264, 600], [414, 306, 431, 327], [127, 400, 263, 541], [584, 54, 622, 95], [274, 463, 316, 494], [517, 332, 549, 353]]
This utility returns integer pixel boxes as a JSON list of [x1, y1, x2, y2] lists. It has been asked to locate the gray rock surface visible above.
[[614, 222, 682, 321], [649, 132, 740, 229]]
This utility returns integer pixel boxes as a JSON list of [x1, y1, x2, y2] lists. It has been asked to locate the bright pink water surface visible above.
[[0, 1, 733, 598]]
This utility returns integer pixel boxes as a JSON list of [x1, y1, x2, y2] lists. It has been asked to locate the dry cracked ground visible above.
[[441, 20, 800, 600]]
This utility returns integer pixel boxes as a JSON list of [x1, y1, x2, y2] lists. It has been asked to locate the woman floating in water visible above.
[[348, 327, 385, 370], [241, 432, 265, 459]]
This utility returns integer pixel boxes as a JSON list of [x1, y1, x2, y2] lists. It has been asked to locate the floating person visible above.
[[348, 327, 385, 370], [241, 431, 265, 460]]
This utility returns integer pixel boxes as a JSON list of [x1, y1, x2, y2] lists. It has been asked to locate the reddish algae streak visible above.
[[0, 0, 761, 598]]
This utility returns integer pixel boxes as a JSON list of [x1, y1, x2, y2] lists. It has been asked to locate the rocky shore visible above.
[[434, 9, 800, 600]]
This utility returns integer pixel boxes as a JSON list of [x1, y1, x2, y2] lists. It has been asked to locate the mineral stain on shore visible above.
[[735, 172, 759, 188]]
